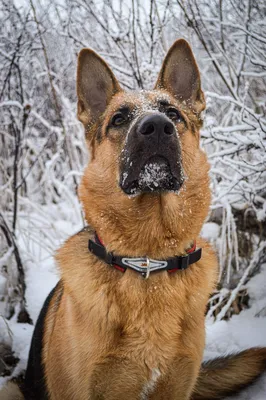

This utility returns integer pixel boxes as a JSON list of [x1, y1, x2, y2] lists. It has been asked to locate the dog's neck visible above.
[[81, 190, 209, 259]]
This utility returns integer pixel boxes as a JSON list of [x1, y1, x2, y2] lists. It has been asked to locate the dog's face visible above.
[[115, 92, 184, 196], [77, 39, 205, 198], [77, 40, 210, 251]]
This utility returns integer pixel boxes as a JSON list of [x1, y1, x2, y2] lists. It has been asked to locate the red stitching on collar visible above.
[[186, 240, 196, 254]]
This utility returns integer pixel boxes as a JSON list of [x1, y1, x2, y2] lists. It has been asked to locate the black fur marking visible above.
[[114, 106, 131, 115], [158, 99, 170, 107], [201, 352, 247, 370], [23, 282, 63, 400], [96, 122, 103, 142]]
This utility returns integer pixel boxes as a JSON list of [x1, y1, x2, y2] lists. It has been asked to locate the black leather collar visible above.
[[88, 234, 201, 279]]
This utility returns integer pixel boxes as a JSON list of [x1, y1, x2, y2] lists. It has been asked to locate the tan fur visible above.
[[0, 382, 24, 400], [36, 39, 266, 399]]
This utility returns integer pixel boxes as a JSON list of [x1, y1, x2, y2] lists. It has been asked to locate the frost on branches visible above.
[[0, 0, 265, 387]]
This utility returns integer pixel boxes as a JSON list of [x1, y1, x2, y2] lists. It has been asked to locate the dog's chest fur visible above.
[[113, 276, 189, 370], [42, 231, 215, 399]]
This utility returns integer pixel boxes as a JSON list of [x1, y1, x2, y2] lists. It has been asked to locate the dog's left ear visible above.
[[155, 39, 205, 112], [77, 49, 121, 126]]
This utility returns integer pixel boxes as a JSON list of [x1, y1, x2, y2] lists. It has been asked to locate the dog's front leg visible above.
[[147, 357, 199, 400], [89, 356, 147, 400]]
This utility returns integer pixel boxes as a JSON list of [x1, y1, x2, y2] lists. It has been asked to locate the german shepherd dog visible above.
[[2, 39, 266, 400]]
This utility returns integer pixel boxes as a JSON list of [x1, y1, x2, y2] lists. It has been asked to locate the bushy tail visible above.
[[192, 347, 266, 399]]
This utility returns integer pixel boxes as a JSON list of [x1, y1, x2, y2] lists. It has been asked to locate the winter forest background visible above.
[[0, 0, 266, 397]]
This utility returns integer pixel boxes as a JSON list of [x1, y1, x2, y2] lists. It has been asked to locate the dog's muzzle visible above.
[[119, 113, 185, 195]]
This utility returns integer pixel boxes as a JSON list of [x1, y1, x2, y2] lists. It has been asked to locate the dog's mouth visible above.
[[120, 155, 184, 196]]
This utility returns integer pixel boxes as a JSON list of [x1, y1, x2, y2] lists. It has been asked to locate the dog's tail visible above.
[[192, 347, 266, 399]]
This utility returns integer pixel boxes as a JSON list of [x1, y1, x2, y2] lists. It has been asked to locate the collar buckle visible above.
[[142, 257, 151, 279]]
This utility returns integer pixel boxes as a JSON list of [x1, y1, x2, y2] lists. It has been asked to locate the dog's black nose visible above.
[[138, 114, 174, 137]]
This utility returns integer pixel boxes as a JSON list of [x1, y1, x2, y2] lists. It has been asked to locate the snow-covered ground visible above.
[[0, 212, 266, 399]]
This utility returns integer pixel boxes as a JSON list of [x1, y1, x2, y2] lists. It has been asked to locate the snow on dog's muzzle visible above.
[[119, 113, 185, 195]]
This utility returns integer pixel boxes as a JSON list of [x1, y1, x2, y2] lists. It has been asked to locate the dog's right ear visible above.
[[77, 49, 121, 126]]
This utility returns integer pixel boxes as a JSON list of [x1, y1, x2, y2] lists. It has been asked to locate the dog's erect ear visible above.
[[77, 49, 121, 125], [155, 39, 205, 111]]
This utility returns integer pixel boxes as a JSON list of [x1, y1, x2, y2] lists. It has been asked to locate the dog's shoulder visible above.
[[61, 225, 94, 250], [55, 225, 94, 266], [76, 225, 94, 236]]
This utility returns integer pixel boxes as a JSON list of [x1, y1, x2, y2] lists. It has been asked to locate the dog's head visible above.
[[77, 40, 209, 252], [77, 39, 205, 195]]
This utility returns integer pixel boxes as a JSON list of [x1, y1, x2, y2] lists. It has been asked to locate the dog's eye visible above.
[[111, 113, 127, 126], [166, 108, 183, 122]]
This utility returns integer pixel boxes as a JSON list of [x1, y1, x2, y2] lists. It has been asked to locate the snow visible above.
[[138, 162, 169, 189], [201, 222, 220, 241], [25, 261, 58, 324], [0, 316, 34, 389]]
